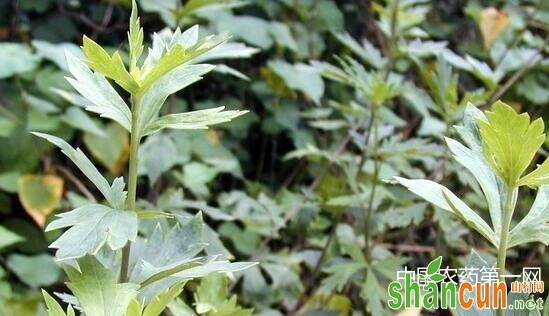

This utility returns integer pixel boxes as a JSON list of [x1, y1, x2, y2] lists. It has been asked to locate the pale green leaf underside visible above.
[[31, 132, 126, 209], [395, 177, 498, 247], [144, 106, 248, 136], [137, 64, 215, 137], [65, 256, 139, 316], [65, 52, 132, 131], [508, 185, 549, 247], [46, 204, 138, 260]]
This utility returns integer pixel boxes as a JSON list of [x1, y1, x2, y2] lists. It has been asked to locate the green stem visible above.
[[120, 94, 141, 283], [496, 186, 517, 315], [364, 108, 379, 258]]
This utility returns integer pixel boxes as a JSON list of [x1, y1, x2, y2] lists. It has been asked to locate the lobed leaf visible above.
[[82, 36, 139, 93], [128, 0, 144, 76], [144, 106, 248, 136], [65, 52, 132, 131], [31, 132, 127, 209], [46, 204, 138, 260], [477, 101, 545, 186], [395, 177, 498, 247], [137, 64, 215, 137], [65, 255, 139, 316]]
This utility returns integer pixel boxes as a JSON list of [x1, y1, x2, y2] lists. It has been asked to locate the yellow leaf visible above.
[[17, 175, 63, 227], [480, 7, 509, 49], [206, 129, 222, 144]]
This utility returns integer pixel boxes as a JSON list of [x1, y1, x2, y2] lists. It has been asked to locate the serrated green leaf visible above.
[[518, 159, 549, 187], [137, 64, 215, 137], [143, 281, 186, 316], [362, 268, 384, 316], [144, 106, 247, 136], [65, 255, 139, 316], [477, 101, 545, 187], [395, 177, 498, 247], [65, 52, 132, 131], [45, 204, 138, 260], [128, 0, 144, 76], [31, 132, 127, 209], [140, 33, 224, 92], [82, 36, 139, 93]]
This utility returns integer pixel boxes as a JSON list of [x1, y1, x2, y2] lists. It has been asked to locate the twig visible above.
[[56, 166, 97, 203]]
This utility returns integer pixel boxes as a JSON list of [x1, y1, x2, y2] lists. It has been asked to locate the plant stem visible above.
[[496, 186, 517, 316], [364, 108, 379, 258], [120, 94, 141, 283]]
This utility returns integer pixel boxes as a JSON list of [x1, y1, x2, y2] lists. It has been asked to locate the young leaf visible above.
[[65, 255, 139, 316], [31, 132, 127, 209], [82, 36, 139, 93], [65, 52, 132, 131], [137, 64, 215, 137], [143, 106, 248, 136], [477, 101, 545, 186], [140, 35, 224, 92], [46, 204, 138, 260], [395, 177, 497, 247], [128, 0, 144, 76]]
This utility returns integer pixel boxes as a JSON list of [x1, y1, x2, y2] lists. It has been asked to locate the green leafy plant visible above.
[[397, 100, 549, 316], [34, 2, 254, 315]]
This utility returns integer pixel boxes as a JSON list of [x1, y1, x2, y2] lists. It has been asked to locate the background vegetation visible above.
[[0, 0, 547, 315]]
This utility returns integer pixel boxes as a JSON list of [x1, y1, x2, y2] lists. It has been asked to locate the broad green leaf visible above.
[[137, 64, 214, 137], [268, 59, 324, 104], [7, 254, 61, 288], [478, 101, 545, 187], [61, 107, 105, 137], [65, 52, 132, 131], [395, 177, 498, 246], [31, 132, 127, 209], [65, 255, 139, 316], [0, 226, 23, 250], [181, 162, 218, 197], [508, 185, 549, 247], [319, 262, 363, 295], [32, 40, 82, 71], [46, 204, 138, 260], [83, 122, 130, 175], [17, 174, 63, 227], [82, 36, 139, 93], [0, 43, 41, 78], [144, 106, 247, 136], [42, 290, 68, 316], [139, 134, 177, 184], [128, 0, 144, 75]]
